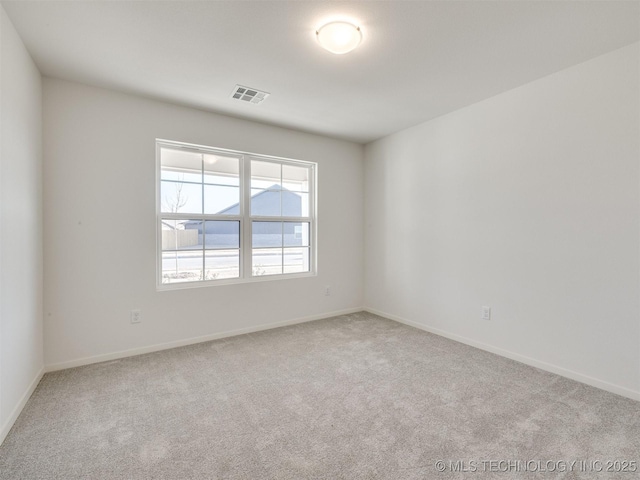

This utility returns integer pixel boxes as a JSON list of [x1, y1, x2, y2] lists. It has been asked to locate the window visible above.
[[157, 140, 316, 288]]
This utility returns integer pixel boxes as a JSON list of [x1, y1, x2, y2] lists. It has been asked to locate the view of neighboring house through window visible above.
[[158, 140, 315, 287]]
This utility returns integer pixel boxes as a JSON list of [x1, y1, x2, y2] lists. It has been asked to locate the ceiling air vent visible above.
[[231, 85, 270, 105]]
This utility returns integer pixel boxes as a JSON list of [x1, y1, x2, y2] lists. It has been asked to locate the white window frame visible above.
[[156, 139, 317, 290]]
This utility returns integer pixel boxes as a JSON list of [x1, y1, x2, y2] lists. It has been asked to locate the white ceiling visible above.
[[3, 1, 639, 144]]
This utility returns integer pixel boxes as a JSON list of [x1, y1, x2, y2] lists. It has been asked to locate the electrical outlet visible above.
[[481, 306, 491, 321], [130, 309, 141, 324], [324, 285, 331, 296]]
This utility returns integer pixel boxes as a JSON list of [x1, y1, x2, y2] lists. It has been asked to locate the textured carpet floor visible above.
[[1, 312, 639, 479]]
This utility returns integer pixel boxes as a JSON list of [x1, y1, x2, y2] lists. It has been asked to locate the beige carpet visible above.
[[1, 312, 638, 479]]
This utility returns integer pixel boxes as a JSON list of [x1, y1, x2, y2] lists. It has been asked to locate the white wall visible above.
[[0, 6, 44, 442], [365, 43, 640, 399], [43, 78, 364, 368]]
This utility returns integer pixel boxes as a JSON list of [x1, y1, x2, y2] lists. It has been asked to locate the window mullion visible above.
[[281, 220, 284, 274], [161, 212, 245, 221], [201, 154, 205, 279], [279, 163, 283, 219], [250, 216, 310, 222], [242, 156, 252, 279], [310, 164, 316, 275]]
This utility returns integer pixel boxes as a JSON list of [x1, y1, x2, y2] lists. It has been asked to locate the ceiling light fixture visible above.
[[316, 21, 362, 55]]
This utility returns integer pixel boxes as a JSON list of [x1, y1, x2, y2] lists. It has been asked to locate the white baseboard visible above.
[[45, 307, 364, 373], [365, 307, 640, 402], [0, 367, 44, 446]]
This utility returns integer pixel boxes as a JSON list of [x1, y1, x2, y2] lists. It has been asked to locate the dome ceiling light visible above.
[[315, 21, 363, 55]]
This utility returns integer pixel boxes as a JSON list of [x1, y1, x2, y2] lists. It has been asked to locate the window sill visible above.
[[156, 271, 317, 291]]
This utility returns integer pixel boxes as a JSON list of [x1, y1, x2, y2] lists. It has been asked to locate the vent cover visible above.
[[231, 85, 270, 105]]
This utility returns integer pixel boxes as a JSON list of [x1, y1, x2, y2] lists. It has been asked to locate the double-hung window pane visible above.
[[159, 146, 241, 284], [204, 154, 240, 215], [160, 149, 203, 214], [250, 159, 312, 276], [158, 142, 314, 287], [251, 160, 310, 218], [282, 164, 310, 217], [251, 221, 311, 276]]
